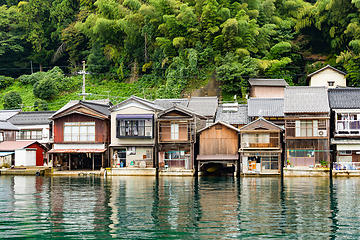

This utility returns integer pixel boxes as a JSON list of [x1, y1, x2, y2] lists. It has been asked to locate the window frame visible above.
[[63, 122, 96, 142]]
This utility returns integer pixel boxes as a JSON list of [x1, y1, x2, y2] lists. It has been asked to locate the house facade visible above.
[[239, 117, 283, 174], [48, 100, 111, 170], [307, 65, 346, 88], [0, 121, 18, 142], [248, 79, 289, 98], [284, 86, 331, 167], [157, 105, 206, 172], [196, 121, 240, 175], [0, 141, 46, 166], [109, 96, 164, 168], [329, 88, 360, 170]]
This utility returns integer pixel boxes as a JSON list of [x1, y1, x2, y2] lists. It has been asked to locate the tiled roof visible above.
[[0, 109, 21, 121], [187, 97, 218, 117], [158, 104, 207, 119], [248, 98, 284, 117], [307, 65, 346, 78], [248, 79, 289, 87], [154, 98, 189, 109], [284, 86, 330, 113], [51, 100, 111, 119], [328, 88, 360, 109], [240, 117, 284, 131], [8, 111, 55, 125], [0, 120, 19, 131], [197, 121, 240, 134], [215, 104, 249, 125], [110, 96, 164, 112]]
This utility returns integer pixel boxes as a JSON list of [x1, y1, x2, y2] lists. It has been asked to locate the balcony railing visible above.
[[334, 162, 360, 170], [116, 126, 153, 138], [336, 120, 360, 134]]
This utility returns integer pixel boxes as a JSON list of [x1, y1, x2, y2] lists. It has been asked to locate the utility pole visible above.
[[78, 61, 90, 100], [30, 61, 33, 74]]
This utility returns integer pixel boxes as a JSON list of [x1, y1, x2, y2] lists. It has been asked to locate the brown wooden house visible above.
[[157, 104, 206, 172], [196, 121, 240, 175], [48, 100, 111, 170], [284, 86, 330, 167], [239, 117, 283, 174], [0, 120, 19, 142]]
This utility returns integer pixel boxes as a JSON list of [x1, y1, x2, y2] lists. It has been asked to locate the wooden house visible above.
[[0, 141, 46, 166], [109, 96, 164, 168], [196, 121, 240, 175], [328, 88, 360, 170], [284, 86, 330, 167], [307, 65, 346, 88], [0, 120, 18, 142], [248, 79, 289, 98], [48, 100, 111, 170], [157, 104, 206, 172], [239, 117, 283, 174]]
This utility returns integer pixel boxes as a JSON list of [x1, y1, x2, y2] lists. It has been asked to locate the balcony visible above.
[[158, 122, 193, 143], [116, 126, 153, 138], [336, 120, 360, 134]]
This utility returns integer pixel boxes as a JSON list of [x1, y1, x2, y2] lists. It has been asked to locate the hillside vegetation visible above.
[[1, 0, 360, 109]]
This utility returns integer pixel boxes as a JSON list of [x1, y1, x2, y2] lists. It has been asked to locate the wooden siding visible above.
[[53, 113, 110, 143], [159, 121, 191, 142], [1, 130, 17, 141], [199, 124, 238, 155]]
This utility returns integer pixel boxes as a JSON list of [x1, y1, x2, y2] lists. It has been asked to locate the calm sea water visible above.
[[0, 175, 359, 239]]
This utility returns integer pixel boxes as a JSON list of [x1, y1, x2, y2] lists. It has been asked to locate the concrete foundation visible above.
[[110, 168, 157, 176], [159, 169, 194, 176]]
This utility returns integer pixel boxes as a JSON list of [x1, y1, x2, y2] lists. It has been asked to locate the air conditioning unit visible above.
[[242, 142, 250, 148], [318, 130, 327, 137], [146, 131, 151, 136]]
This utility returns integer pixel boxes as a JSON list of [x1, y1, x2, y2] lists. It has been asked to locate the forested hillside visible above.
[[1, 0, 360, 109]]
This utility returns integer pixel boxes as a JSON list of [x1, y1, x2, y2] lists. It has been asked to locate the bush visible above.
[[33, 78, 59, 100], [3, 91, 22, 109], [33, 99, 49, 111], [0, 75, 13, 89]]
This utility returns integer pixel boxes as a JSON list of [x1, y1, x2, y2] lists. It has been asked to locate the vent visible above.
[[318, 130, 327, 137], [146, 131, 151, 136]]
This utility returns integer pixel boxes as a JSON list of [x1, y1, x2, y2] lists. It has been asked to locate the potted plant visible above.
[[320, 160, 329, 168]]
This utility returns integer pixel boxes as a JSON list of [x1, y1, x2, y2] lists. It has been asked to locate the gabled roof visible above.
[[248, 79, 289, 87], [284, 86, 330, 113], [328, 88, 360, 109], [154, 98, 189, 109], [240, 117, 284, 131], [110, 95, 164, 112], [50, 100, 111, 120], [248, 98, 284, 117], [187, 97, 218, 117], [0, 109, 21, 121], [0, 141, 46, 151], [197, 121, 240, 134], [215, 104, 249, 125], [307, 64, 346, 78], [157, 104, 207, 119], [0, 120, 19, 131], [8, 111, 55, 125]]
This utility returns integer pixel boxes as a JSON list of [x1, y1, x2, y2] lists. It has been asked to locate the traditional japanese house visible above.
[[109, 96, 164, 168], [8, 111, 55, 149], [307, 65, 346, 88], [48, 100, 111, 170], [196, 121, 240, 175], [248, 79, 289, 98], [248, 98, 285, 127], [284, 86, 331, 167], [215, 103, 249, 129], [239, 117, 283, 174], [328, 88, 360, 170], [0, 120, 18, 142], [157, 104, 206, 172]]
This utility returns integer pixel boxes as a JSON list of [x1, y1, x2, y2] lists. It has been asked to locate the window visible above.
[[243, 133, 270, 144], [117, 119, 152, 138], [0, 132, 3, 142], [64, 122, 95, 142], [171, 123, 179, 140], [339, 150, 352, 155], [328, 81, 335, 86], [127, 146, 136, 155], [17, 130, 42, 140]]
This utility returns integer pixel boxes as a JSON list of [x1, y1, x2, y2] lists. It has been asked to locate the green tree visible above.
[[33, 99, 49, 111], [3, 91, 22, 109]]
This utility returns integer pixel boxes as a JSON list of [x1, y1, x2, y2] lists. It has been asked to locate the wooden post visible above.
[[69, 153, 71, 171], [102, 154, 104, 168], [92, 153, 94, 171]]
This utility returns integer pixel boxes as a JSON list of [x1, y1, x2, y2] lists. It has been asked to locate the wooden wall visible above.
[[53, 113, 110, 143], [199, 124, 238, 155], [2, 130, 17, 141]]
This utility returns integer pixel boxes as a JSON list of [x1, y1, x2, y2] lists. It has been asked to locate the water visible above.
[[0, 176, 360, 239]]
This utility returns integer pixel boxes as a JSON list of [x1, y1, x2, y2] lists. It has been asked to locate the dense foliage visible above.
[[1, 0, 360, 107], [3, 91, 22, 109]]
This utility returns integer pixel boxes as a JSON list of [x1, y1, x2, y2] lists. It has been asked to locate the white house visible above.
[[307, 65, 346, 88]]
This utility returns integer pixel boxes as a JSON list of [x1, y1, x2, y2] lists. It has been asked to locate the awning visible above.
[[196, 154, 238, 161], [0, 152, 14, 157], [116, 114, 153, 119], [48, 149, 106, 153]]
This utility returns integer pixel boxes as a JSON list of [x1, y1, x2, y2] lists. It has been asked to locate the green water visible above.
[[0, 175, 359, 239]]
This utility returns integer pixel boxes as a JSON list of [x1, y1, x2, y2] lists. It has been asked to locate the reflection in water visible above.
[[2, 175, 360, 238]]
